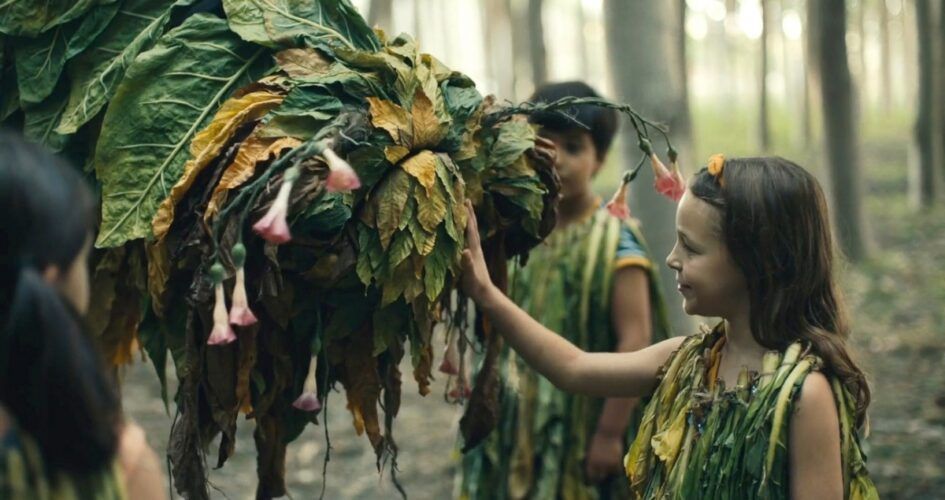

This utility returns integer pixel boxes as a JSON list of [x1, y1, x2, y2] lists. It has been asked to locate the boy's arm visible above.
[[586, 266, 653, 482]]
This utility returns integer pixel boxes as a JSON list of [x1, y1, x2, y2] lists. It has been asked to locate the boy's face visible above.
[[538, 129, 601, 200]]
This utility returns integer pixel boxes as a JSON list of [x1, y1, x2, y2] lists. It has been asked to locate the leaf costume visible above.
[[458, 206, 671, 499], [0, 413, 125, 500], [625, 325, 878, 500]]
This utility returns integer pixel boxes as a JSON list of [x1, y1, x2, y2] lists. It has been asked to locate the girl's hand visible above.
[[460, 201, 495, 304], [527, 135, 557, 170], [585, 430, 625, 483]]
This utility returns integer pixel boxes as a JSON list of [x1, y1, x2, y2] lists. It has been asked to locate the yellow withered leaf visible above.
[[152, 90, 284, 239], [416, 174, 448, 233], [204, 134, 301, 222], [274, 47, 331, 79], [384, 145, 410, 164], [367, 96, 410, 145], [400, 150, 437, 194], [410, 88, 446, 149]]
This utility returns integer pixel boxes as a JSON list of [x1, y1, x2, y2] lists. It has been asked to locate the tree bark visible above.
[[367, 0, 392, 32], [817, 0, 872, 261], [760, 0, 771, 150], [911, 0, 941, 207], [879, 0, 892, 113], [479, 0, 515, 99], [604, 0, 694, 334], [528, 0, 548, 87], [803, 0, 821, 148]]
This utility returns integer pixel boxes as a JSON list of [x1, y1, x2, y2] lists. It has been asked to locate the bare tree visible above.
[[760, 0, 771, 150], [803, 0, 821, 147], [940, 0, 945, 181], [528, 0, 548, 86], [817, 0, 872, 261], [368, 0, 393, 32], [912, 0, 942, 207], [604, 0, 694, 334]]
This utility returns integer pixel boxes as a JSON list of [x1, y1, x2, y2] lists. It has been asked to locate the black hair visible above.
[[527, 81, 619, 161], [0, 130, 121, 477]]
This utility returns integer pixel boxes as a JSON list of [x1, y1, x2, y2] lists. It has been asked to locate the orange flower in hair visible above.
[[707, 154, 725, 177]]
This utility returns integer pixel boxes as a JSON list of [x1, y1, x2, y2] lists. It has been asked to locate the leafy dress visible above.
[[625, 325, 879, 500], [0, 408, 126, 500], [458, 205, 671, 500]]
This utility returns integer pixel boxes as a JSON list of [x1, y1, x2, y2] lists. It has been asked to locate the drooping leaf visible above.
[[367, 96, 410, 144], [12, 2, 119, 104], [205, 133, 301, 222], [488, 119, 536, 169], [372, 168, 412, 249], [152, 89, 285, 239], [21, 83, 70, 152], [55, 0, 198, 135], [95, 14, 271, 248], [0, 0, 115, 37], [415, 171, 448, 233], [400, 150, 437, 194], [222, 0, 381, 52]]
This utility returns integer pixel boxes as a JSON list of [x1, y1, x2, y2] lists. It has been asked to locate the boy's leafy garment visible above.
[[626, 326, 879, 500], [1, 1, 566, 497], [458, 209, 671, 500]]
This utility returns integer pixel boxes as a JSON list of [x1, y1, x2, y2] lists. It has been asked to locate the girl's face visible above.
[[666, 190, 749, 318], [538, 129, 601, 199], [42, 234, 93, 315]]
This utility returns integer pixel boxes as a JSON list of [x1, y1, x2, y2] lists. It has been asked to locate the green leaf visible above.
[[22, 88, 70, 152], [372, 300, 407, 356], [295, 191, 351, 236], [0, 0, 115, 37], [373, 168, 412, 249], [223, 0, 381, 52], [258, 83, 343, 137], [12, 2, 119, 104], [488, 120, 535, 169], [94, 14, 271, 248], [55, 0, 197, 135]]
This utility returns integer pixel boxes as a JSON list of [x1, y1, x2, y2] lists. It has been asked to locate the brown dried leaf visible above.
[[204, 134, 301, 222], [152, 90, 284, 239], [338, 326, 384, 453], [409, 89, 446, 149], [384, 144, 410, 164]]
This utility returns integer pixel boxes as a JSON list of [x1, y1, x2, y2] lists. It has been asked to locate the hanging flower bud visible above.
[[323, 147, 361, 192], [292, 354, 322, 412], [207, 263, 236, 346], [606, 174, 632, 220], [228, 243, 257, 327], [438, 332, 460, 375], [252, 166, 300, 244], [651, 154, 685, 202], [447, 356, 472, 400]]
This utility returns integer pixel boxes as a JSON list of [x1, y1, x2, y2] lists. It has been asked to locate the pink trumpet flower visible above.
[[207, 264, 236, 346], [605, 180, 631, 220], [252, 166, 300, 244], [228, 243, 257, 326], [651, 154, 685, 202], [292, 354, 322, 413], [323, 147, 361, 192], [438, 333, 461, 375]]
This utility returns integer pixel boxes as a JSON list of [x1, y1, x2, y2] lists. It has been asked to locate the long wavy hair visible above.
[[690, 156, 870, 426]]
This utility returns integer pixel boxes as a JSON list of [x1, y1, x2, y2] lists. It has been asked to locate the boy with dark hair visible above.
[[456, 81, 671, 499]]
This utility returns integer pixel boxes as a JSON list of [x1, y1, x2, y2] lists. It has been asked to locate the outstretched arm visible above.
[[461, 202, 683, 398]]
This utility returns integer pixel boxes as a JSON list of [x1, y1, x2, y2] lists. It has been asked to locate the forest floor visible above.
[[123, 107, 945, 499]]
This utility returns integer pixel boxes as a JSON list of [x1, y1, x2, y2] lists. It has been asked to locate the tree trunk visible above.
[[817, 0, 872, 261], [479, 0, 515, 99], [604, 0, 693, 335], [677, 0, 692, 140], [879, 0, 892, 113], [367, 0, 393, 32], [803, 0, 820, 148], [760, 0, 771, 150], [528, 0, 547, 87], [576, 0, 590, 77], [911, 0, 941, 207], [939, 0, 945, 182]]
